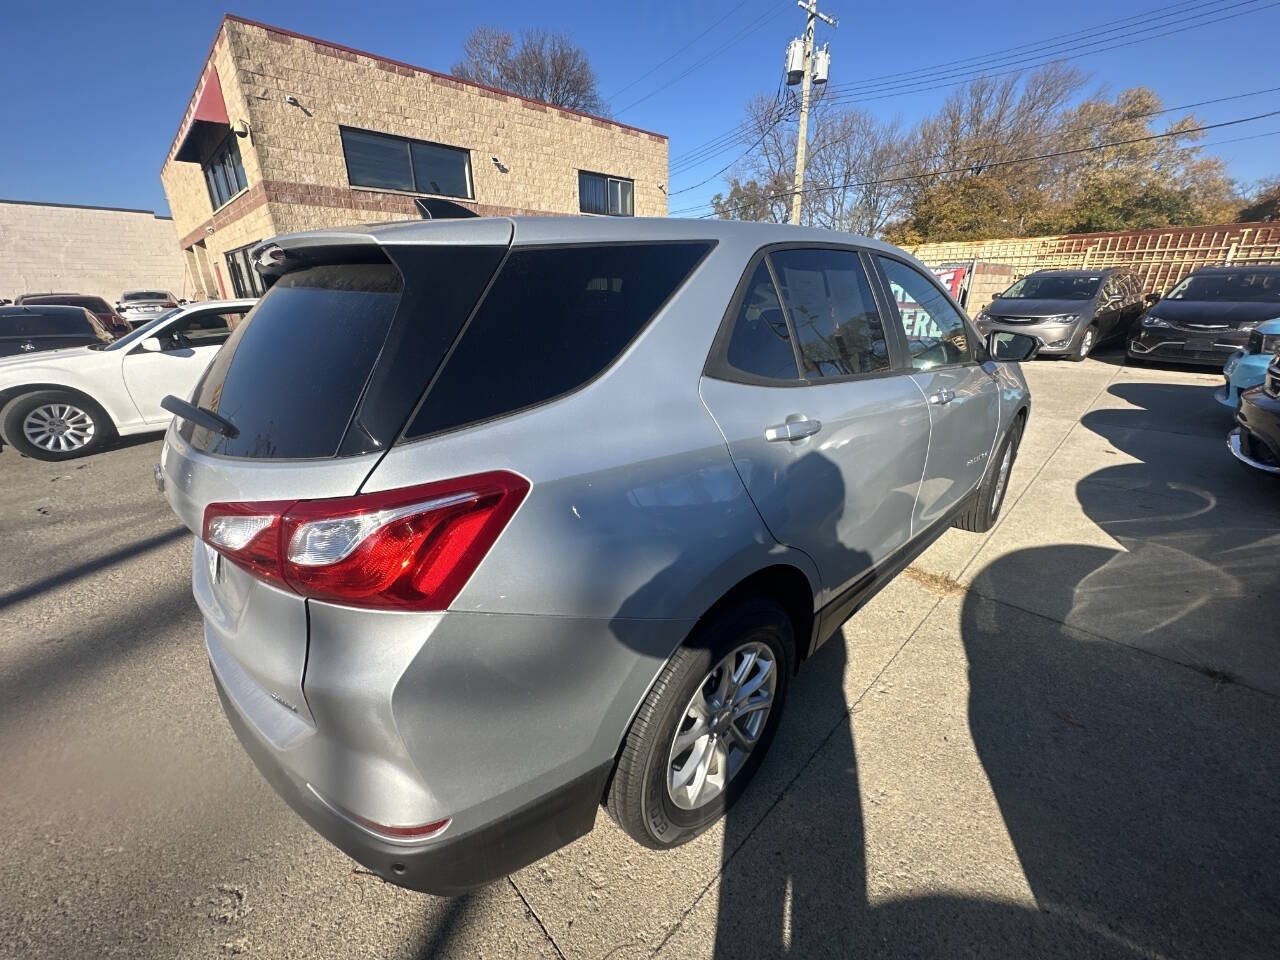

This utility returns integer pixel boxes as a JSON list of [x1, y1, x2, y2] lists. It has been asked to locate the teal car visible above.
[[1218, 317, 1280, 409]]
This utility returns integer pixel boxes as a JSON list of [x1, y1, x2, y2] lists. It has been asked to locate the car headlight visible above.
[[1260, 333, 1280, 354], [975, 309, 990, 324], [1142, 314, 1170, 328], [1039, 313, 1080, 324]]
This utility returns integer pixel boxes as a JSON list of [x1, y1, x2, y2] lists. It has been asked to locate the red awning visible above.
[[174, 65, 230, 162]]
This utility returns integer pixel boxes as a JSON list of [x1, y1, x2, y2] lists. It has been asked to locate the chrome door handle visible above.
[[764, 418, 822, 442], [929, 389, 955, 405]]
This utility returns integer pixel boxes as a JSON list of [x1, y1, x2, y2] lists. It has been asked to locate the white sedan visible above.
[[0, 299, 255, 460]]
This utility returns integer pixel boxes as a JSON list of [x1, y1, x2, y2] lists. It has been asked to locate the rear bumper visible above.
[[204, 593, 693, 895], [213, 665, 610, 896]]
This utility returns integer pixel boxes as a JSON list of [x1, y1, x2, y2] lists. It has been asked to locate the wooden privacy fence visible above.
[[908, 221, 1280, 295]]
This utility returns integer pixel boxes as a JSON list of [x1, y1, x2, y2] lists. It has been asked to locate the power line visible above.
[[817, 0, 1248, 99], [670, 107, 1280, 217], [615, 3, 790, 115], [669, 0, 1209, 167], [605, 1, 753, 102], [668, 0, 1277, 173], [670, 88, 792, 196], [816, 0, 1278, 105], [669, 84, 1280, 196]]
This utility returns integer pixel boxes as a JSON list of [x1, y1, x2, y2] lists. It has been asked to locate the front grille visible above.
[[1168, 320, 1230, 331], [986, 315, 1045, 325]]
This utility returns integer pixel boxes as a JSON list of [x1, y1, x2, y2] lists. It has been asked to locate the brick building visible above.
[[0, 199, 185, 303], [161, 16, 669, 300]]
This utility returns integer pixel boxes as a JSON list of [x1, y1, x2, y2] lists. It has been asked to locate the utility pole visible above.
[[787, 0, 836, 225]]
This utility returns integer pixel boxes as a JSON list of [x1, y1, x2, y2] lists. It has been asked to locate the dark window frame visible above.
[[704, 242, 913, 388], [224, 241, 266, 298], [399, 239, 716, 443], [202, 132, 248, 212], [578, 170, 635, 217], [339, 126, 474, 200], [868, 252, 986, 370]]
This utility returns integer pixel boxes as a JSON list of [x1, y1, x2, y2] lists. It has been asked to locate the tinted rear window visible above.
[[405, 242, 711, 439], [182, 264, 403, 458], [24, 296, 111, 313], [124, 291, 170, 301], [0, 310, 92, 336]]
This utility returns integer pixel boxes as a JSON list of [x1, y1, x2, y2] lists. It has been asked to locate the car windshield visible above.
[[1166, 271, 1280, 302], [122, 291, 171, 302], [103, 310, 180, 351], [999, 274, 1102, 300]]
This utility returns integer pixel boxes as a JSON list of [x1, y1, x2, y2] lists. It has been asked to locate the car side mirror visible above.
[[139, 336, 164, 353], [988, 331, 1038, 362], [1144, 292, 1161, 305]]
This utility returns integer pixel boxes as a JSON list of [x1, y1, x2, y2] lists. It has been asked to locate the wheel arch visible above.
[[688, 562, 819, 669]]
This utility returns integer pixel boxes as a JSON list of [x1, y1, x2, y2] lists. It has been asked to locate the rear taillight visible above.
[[202, 472, 528, 610]]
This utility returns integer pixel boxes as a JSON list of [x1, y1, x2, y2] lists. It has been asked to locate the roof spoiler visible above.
[[414, 197, 478, 220]]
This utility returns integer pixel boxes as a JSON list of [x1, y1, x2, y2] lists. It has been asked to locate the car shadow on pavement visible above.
[[0, 525, 186, 611], [706, 380, 1280, 959]]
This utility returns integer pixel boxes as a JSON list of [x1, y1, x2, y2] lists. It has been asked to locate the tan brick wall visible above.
[[161, 17, 668, 275], [0, 200, 187, 303]]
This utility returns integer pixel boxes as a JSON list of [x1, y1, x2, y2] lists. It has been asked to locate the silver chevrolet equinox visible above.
[[158, 216, 1035, 896]]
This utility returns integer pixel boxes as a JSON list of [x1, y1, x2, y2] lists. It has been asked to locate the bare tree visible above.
[[711, 91, 906, 235], [453, 26, 607, 115]]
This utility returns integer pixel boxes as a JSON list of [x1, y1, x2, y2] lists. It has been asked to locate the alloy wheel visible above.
[[666, 641, 777, 811], [22, 403, 95, 452]]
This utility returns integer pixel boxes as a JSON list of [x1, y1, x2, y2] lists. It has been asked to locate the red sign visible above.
[[931, 265, 969, 302]]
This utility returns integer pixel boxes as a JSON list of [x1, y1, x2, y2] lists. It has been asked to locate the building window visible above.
[[203, 134, 248, 211], [225, 242, 266, 298], [340, 127, 474, 199], [579, 171, 634, 216]]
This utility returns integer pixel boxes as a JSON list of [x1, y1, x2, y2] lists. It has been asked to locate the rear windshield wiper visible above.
[[161, 395, 240, 438]]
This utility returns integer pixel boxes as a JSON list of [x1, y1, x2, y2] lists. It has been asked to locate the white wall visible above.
[[0, 200, 187, 303]]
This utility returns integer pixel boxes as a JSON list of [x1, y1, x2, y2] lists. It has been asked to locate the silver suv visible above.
[[158, 217, 1034, 895]]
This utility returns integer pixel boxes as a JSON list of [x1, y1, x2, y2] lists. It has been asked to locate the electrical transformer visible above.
[[813, 44, 830, 84], [785, 38, 804, 85]]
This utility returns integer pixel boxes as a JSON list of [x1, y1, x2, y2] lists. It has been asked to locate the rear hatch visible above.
[[161, 219, 513, 730]]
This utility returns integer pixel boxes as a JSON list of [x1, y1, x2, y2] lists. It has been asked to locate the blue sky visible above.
[[2, 0, 1278, 218]]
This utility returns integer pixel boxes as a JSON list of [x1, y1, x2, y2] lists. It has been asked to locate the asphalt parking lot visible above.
[[2, 351, 1278, 959]]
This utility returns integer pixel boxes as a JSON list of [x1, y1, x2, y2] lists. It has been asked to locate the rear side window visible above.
[[724, 262, 798, 381], [405, 242, 711, 439], [770, 248, 889, 378], [182, 264, 403, 458]]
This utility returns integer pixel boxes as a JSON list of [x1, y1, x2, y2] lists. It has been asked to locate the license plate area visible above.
[[1186, 335, 1215, 351]]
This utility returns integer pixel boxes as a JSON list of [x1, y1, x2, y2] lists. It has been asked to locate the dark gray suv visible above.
[[975, 267, 1146, 361]]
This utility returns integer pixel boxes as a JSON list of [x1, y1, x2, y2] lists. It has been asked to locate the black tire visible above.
[[954, 416, 1024, 533], [1067, 324, 1098, 362], [605, 597, 795, 850], [0, 390, 115, 461]]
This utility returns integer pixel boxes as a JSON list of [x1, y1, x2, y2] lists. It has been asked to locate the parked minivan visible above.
[[976, 267, 1146, 360], [158, 217, 1035, 895]]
